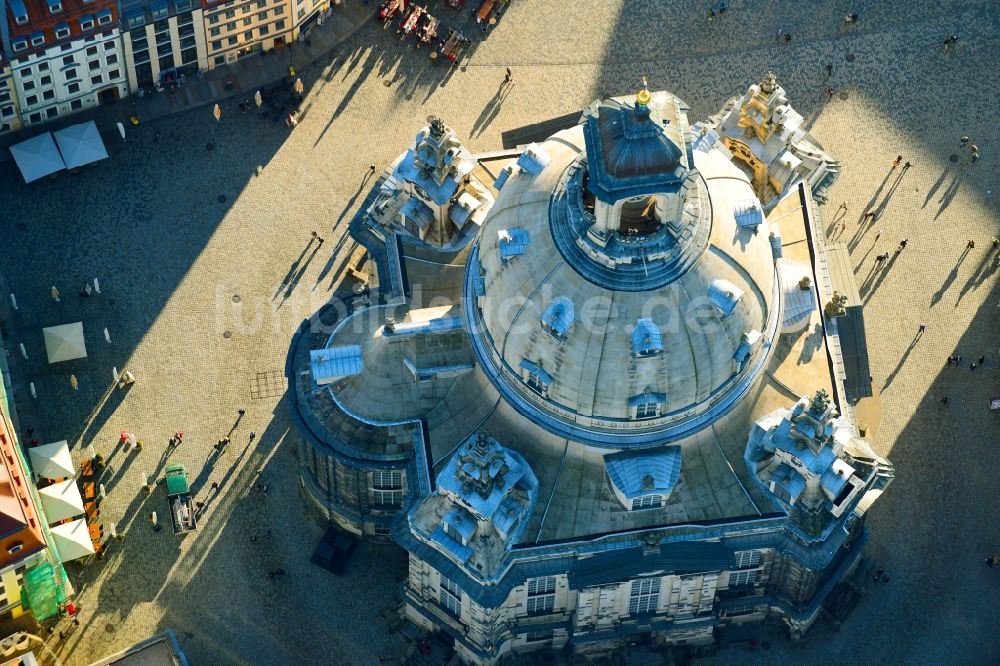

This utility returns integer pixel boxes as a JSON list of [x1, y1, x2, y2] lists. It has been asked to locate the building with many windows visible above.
[[0, 50, 24, 135], [0, 0, 127, 127], [290, 75, 893, 664], [0, 352, 73, 629], [118, 0, 207, 91], [200, 0, 288, 69]]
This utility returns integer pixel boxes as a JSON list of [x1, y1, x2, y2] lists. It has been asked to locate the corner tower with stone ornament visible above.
[[702, 72, 840, 210], [367, 116, 495, 250]]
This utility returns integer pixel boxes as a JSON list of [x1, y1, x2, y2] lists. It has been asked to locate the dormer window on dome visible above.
[[708, 279, 744, 318], [519, 359, 552, 396], [629, 390, 666, 420], [734, 199, 763, 230], [604, 446, 681, 511], [541, 297, 574, 339], [631, 319, 663, 357], [498, 228, 529, 261]]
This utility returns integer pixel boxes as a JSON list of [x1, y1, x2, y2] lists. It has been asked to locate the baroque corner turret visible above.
[[699, 72, 840, 210], [366, 115, 495, 250], [745, 389, 893, 537]]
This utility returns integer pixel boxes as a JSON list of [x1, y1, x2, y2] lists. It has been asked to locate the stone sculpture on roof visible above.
[[703, 72, 839, 209]]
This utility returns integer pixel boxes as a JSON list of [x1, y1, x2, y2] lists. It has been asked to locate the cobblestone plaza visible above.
[[0, 1, 998, 664]]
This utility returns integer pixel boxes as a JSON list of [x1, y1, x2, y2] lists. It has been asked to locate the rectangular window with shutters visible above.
[[526, 576, 556, 615], [371, 471, 403, 489], [370, 489, 402, 508], [628, 577, 661, 615], [440, 576, 461, 618], [729, 569, 760, 587], [734, 550, 761, 569]]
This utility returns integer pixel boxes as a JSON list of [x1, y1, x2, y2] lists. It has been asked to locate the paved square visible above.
[[0, 1, 997, 664]]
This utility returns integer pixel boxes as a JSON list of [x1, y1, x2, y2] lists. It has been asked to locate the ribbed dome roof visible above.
[[465, 111, 778, 447]]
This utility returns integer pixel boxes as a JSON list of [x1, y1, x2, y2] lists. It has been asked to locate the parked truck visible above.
[[165, 463, 197, 535]]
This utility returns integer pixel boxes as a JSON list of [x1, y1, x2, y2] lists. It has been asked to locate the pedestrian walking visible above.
[[79, 283, 92, 298], [503, 67, 512, 84], [893, 155, 902, 167], [977, 355, 985, 365], [903, 161, 912, 169], [824, 63, 833, 78], [50, 286, 60, 303], [941, 396, 948, 405], [249, 431, 256, 442], [897, 239, 907, 251], [967, 239, 975, 249], [918, 323, 926, 333], [368, 164, 376, 174], [960, 135, 969, 146], [992, 238, 999, 248], [211, 482, 219, 491], [317, 237, 325, 245], [863, 210, 876, 222], [837, 201, 848, 213], [238, 408, 246, 417], [825, 85, 834, 100], [311, 230, 318, 240]]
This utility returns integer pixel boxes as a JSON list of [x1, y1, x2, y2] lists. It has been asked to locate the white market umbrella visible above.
[[53, 121, 109, 169], [29, 441, 75, 480], [50, 519, 95, 562], [43, 322, 87, 363], [9, 132, 65, 183], [38, 479, 85, 524]]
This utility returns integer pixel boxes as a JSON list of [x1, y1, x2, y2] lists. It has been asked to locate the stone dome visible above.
[[464, 93, 779, 449]]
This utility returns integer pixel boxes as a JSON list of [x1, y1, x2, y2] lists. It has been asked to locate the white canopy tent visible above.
[[38, 479, 85, 524], [8, 132, 65, 183], [28, 440, 75, 480], [43, 322, 87, 363], [49, 519, 95, 562], [53, 121, 108, 169]]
